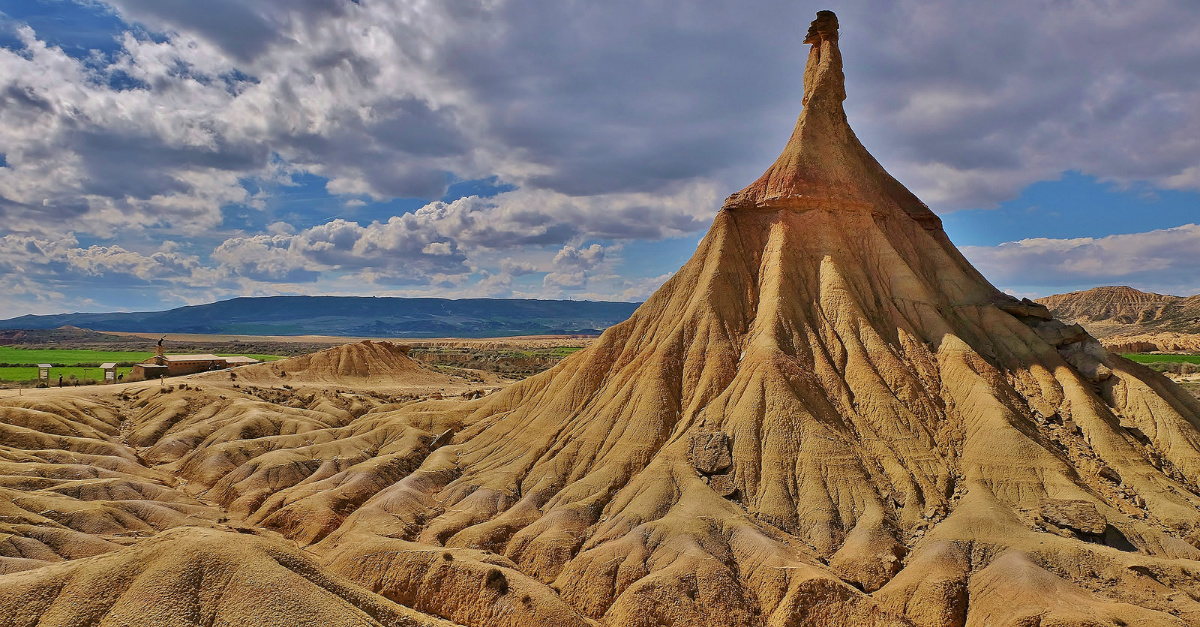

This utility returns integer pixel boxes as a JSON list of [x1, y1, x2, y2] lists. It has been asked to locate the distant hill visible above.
[[0, 296, 641, 338], [1036, 286, 1200, 338]]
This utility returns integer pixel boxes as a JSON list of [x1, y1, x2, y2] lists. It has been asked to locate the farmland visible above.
[[0, 347, 284, 383], [0, 347, 155, 366], [0, 366, 136, 383], [1122, 353, 1200, 365]]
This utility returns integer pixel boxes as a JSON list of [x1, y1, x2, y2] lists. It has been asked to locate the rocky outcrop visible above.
[[1039, 499, 1108, 537]]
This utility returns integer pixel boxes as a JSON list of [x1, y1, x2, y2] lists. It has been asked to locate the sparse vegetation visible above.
[[0, 347, 284, 383], [410, 346, 583, 378], [1122, 353, 1200, 376], [0, 347, 155, 365], [1122, 353, 1200, 364], [0, 366, 133, 383], [1180, 381, 1200, 400], [483, 568, 508, 594]]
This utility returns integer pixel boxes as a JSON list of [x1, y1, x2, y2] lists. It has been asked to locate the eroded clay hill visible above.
[[1038, 286, 1200, 337], [212, 339, 458, 388], [3, 11, 1200, 627], [1038, 286, 1200, 355]]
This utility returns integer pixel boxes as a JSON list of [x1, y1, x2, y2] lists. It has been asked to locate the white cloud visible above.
[[211, 183, 714, 287], [0, 233, 221, 303], [211, 233, 315, 282], [849, 0, 1200, 209], [963, 223, 1200, 294], [2, 1, 1200, 315], [421, 242, 454, 256], [543, 243, 608, 291], [3, 0, 1192, 236], [617, 272, 675, 302]]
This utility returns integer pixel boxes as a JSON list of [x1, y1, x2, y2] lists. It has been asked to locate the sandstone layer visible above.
[[3, 11, 1200, 627]]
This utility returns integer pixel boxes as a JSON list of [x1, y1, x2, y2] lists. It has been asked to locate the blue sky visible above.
[[1, 0, 1198, 317]]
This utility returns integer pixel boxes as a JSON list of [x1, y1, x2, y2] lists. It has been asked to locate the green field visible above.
[[0, 347, 155, 366], [0, 348, 284, 382], [0, 366, 137, 383], [0, 347, 284, 365], [1123, 354, 1200, 364]]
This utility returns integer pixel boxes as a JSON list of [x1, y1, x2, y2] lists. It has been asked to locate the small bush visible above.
[[483, 568, 508, 595]]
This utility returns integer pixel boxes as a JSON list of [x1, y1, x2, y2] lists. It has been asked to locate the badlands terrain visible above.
[[1038, 286, 1200, 355], [4, 11, 1200, 627]]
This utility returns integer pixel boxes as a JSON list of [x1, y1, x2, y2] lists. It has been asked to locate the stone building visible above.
[[130, 340, 259, 380]]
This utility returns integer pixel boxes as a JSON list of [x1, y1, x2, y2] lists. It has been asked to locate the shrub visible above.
[[483, 568, 508, 595]]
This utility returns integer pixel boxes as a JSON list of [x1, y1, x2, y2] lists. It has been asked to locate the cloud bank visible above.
[[963, 223, 1200, 296], [0, 0, 1198, 316]]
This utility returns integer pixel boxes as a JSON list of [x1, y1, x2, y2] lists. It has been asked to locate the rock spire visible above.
[[724, 11, 942, 231]]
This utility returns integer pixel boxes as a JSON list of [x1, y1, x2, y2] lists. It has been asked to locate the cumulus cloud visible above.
[[211, 183, 712, 287], [849, 0, 1200, 208], [544, 244, 608, 291], [963, 223, 1200, 294], [2, 1, 1200, 315], [211, 234, 317, 282], [0, 233, 217, 300], [499, 258, 538, 277], [4, 0, 1193, 235], [618, 273, 676, 301]]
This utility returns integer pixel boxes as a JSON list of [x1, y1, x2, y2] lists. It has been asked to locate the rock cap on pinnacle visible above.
[[803, 10, 839, 45], [723, 10, 942, 231]]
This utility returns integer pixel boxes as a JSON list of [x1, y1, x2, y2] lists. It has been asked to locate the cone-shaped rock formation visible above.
[[315, 11, 1200, 625], [3, 11, 1200, 627]]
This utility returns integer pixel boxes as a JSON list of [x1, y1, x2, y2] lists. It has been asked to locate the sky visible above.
[[0, 0, 1198, 318]]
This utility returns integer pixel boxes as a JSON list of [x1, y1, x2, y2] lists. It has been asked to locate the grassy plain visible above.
[[0, 366, 136, 382], [0, 347, 285, 382], [0, 347, 285, 365], [1122, 353, 1200, 364], [0, 332, 588, 384], [0, 347, 155, 365]]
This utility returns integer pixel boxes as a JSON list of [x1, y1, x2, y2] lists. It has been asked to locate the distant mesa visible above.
[[0, 296, 642, 339]]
